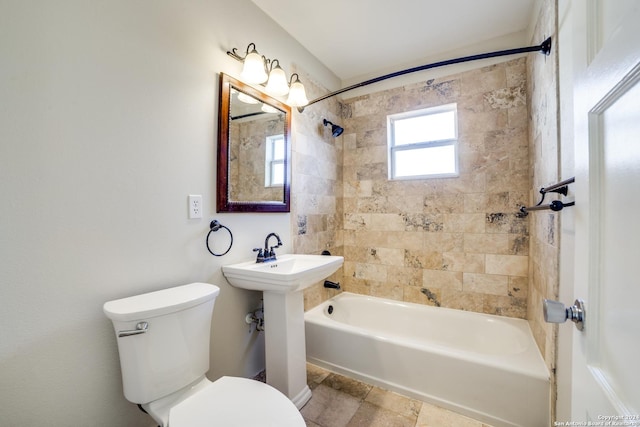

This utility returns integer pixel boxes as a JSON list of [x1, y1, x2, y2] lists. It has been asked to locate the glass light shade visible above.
[[241, 49, 268, 84], [261, 103, 279, 114], [265, 66, 289, 96], [286, 76, 308, 107], [237, 92, 259, 104]]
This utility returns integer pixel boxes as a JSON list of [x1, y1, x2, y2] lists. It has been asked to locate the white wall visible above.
[[0, 1, 338, 425]]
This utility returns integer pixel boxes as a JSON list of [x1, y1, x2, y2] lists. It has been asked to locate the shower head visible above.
[[323, 119, 344, 138]]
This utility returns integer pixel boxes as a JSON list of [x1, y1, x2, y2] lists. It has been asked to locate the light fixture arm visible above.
[[268, 58, 280, 72], [296, 37, 552, 112], [230, 43, 256, 61], [288, 73, 300, 85], [227, 43, 275, 73]]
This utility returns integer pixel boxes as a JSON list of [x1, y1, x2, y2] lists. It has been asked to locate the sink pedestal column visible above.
[[263, 290, 311, 409]]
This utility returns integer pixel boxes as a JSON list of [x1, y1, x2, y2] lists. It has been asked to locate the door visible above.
[[560, 0, 640, 421]]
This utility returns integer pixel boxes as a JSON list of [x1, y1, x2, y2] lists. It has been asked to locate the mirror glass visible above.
[[217, 73, 291, 212]]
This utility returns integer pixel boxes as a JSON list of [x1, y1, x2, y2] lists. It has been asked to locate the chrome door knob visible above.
[[543, 299, 585, 331]]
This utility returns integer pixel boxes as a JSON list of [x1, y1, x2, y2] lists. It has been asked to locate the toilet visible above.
[[103, 282, 305, 427]]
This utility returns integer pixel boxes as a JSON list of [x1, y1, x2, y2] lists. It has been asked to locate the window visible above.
[[387, 103, 458, 180], [265, 134, 285, 187]]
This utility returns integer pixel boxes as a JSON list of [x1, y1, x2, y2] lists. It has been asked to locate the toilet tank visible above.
[[103, 283, 220, 404]]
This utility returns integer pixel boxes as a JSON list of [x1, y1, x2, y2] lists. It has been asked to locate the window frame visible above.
[[265, 134, 285, 187], [387, 103, 459, 180]]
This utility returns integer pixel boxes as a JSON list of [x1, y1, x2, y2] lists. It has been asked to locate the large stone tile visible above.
[[322, 373, 372, 400], [485, 254, 528, 276], [347, 401, 416, 427], [300, 384, 361, 427], [364, 387, 421, 419], [416, 402, 491, 427], [307, 363, 330, 389]]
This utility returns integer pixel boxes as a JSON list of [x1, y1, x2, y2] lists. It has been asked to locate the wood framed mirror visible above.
[[217, 73, 291, 212]]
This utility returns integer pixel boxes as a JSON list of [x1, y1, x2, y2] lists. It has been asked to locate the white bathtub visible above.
[[305, 292, 549, 427]]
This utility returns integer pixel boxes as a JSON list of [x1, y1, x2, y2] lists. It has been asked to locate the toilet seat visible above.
[[168, 376, 305, 427]]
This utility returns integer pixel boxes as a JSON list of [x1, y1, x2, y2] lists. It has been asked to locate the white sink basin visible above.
[[222, 254, 343, 293]]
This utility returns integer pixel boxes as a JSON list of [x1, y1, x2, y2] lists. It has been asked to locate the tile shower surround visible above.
[[526, 0, 559, 418], [323, 57, 532, 318], [291, 6, 558, 418], [291, 50, 557, 420]]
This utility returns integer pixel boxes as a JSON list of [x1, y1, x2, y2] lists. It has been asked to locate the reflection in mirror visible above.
[[217, 73, 291, 212], [228, 88, 285, 202]]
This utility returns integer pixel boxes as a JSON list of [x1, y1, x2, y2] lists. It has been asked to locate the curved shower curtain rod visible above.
[[297, 37, 552, 112]]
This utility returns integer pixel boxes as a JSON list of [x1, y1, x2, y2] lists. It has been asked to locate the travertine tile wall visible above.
[[289, 67, 345, 310], [527, 0, 559, 417], [339, 58, 531, 318], [229, 116, 285, 202], [528, 0, 559, 365]]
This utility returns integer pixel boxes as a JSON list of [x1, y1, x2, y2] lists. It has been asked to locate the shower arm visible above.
[[297, 37, 552, 112]]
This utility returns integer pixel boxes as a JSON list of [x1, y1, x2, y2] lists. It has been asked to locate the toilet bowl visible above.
[[103, 283, 305, 427], [166, 376, 304, 427]]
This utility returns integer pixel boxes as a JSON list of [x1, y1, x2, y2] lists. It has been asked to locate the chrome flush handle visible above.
[[118, 321, 149, 337], [543, 299, 585, 331]]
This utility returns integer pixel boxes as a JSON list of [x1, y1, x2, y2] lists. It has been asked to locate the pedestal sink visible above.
[[222, 254, 343, 409]]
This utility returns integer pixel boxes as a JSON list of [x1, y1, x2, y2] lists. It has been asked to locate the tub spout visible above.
[[324, 280, 340, 290]]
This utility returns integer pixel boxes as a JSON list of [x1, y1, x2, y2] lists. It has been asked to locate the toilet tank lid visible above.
[[103, 283, 220, 322]]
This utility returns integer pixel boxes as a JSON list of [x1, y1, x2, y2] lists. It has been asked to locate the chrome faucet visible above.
[[253, 232, 283, 263]]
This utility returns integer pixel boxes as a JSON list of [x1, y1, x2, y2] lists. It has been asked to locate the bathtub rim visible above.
[[305, 292, 550, 382]]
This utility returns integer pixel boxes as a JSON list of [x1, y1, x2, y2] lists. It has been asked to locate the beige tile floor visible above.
[[302, 364, 495, 427]]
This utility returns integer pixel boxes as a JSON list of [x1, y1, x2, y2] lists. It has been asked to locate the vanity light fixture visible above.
[[265, 59, 290, 97], [228, 43, 309, 108], [286, 74, 308, 107], [237, 92, 259, 104], [239, 43, 268, 84], [261, 103, 279, 114]]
